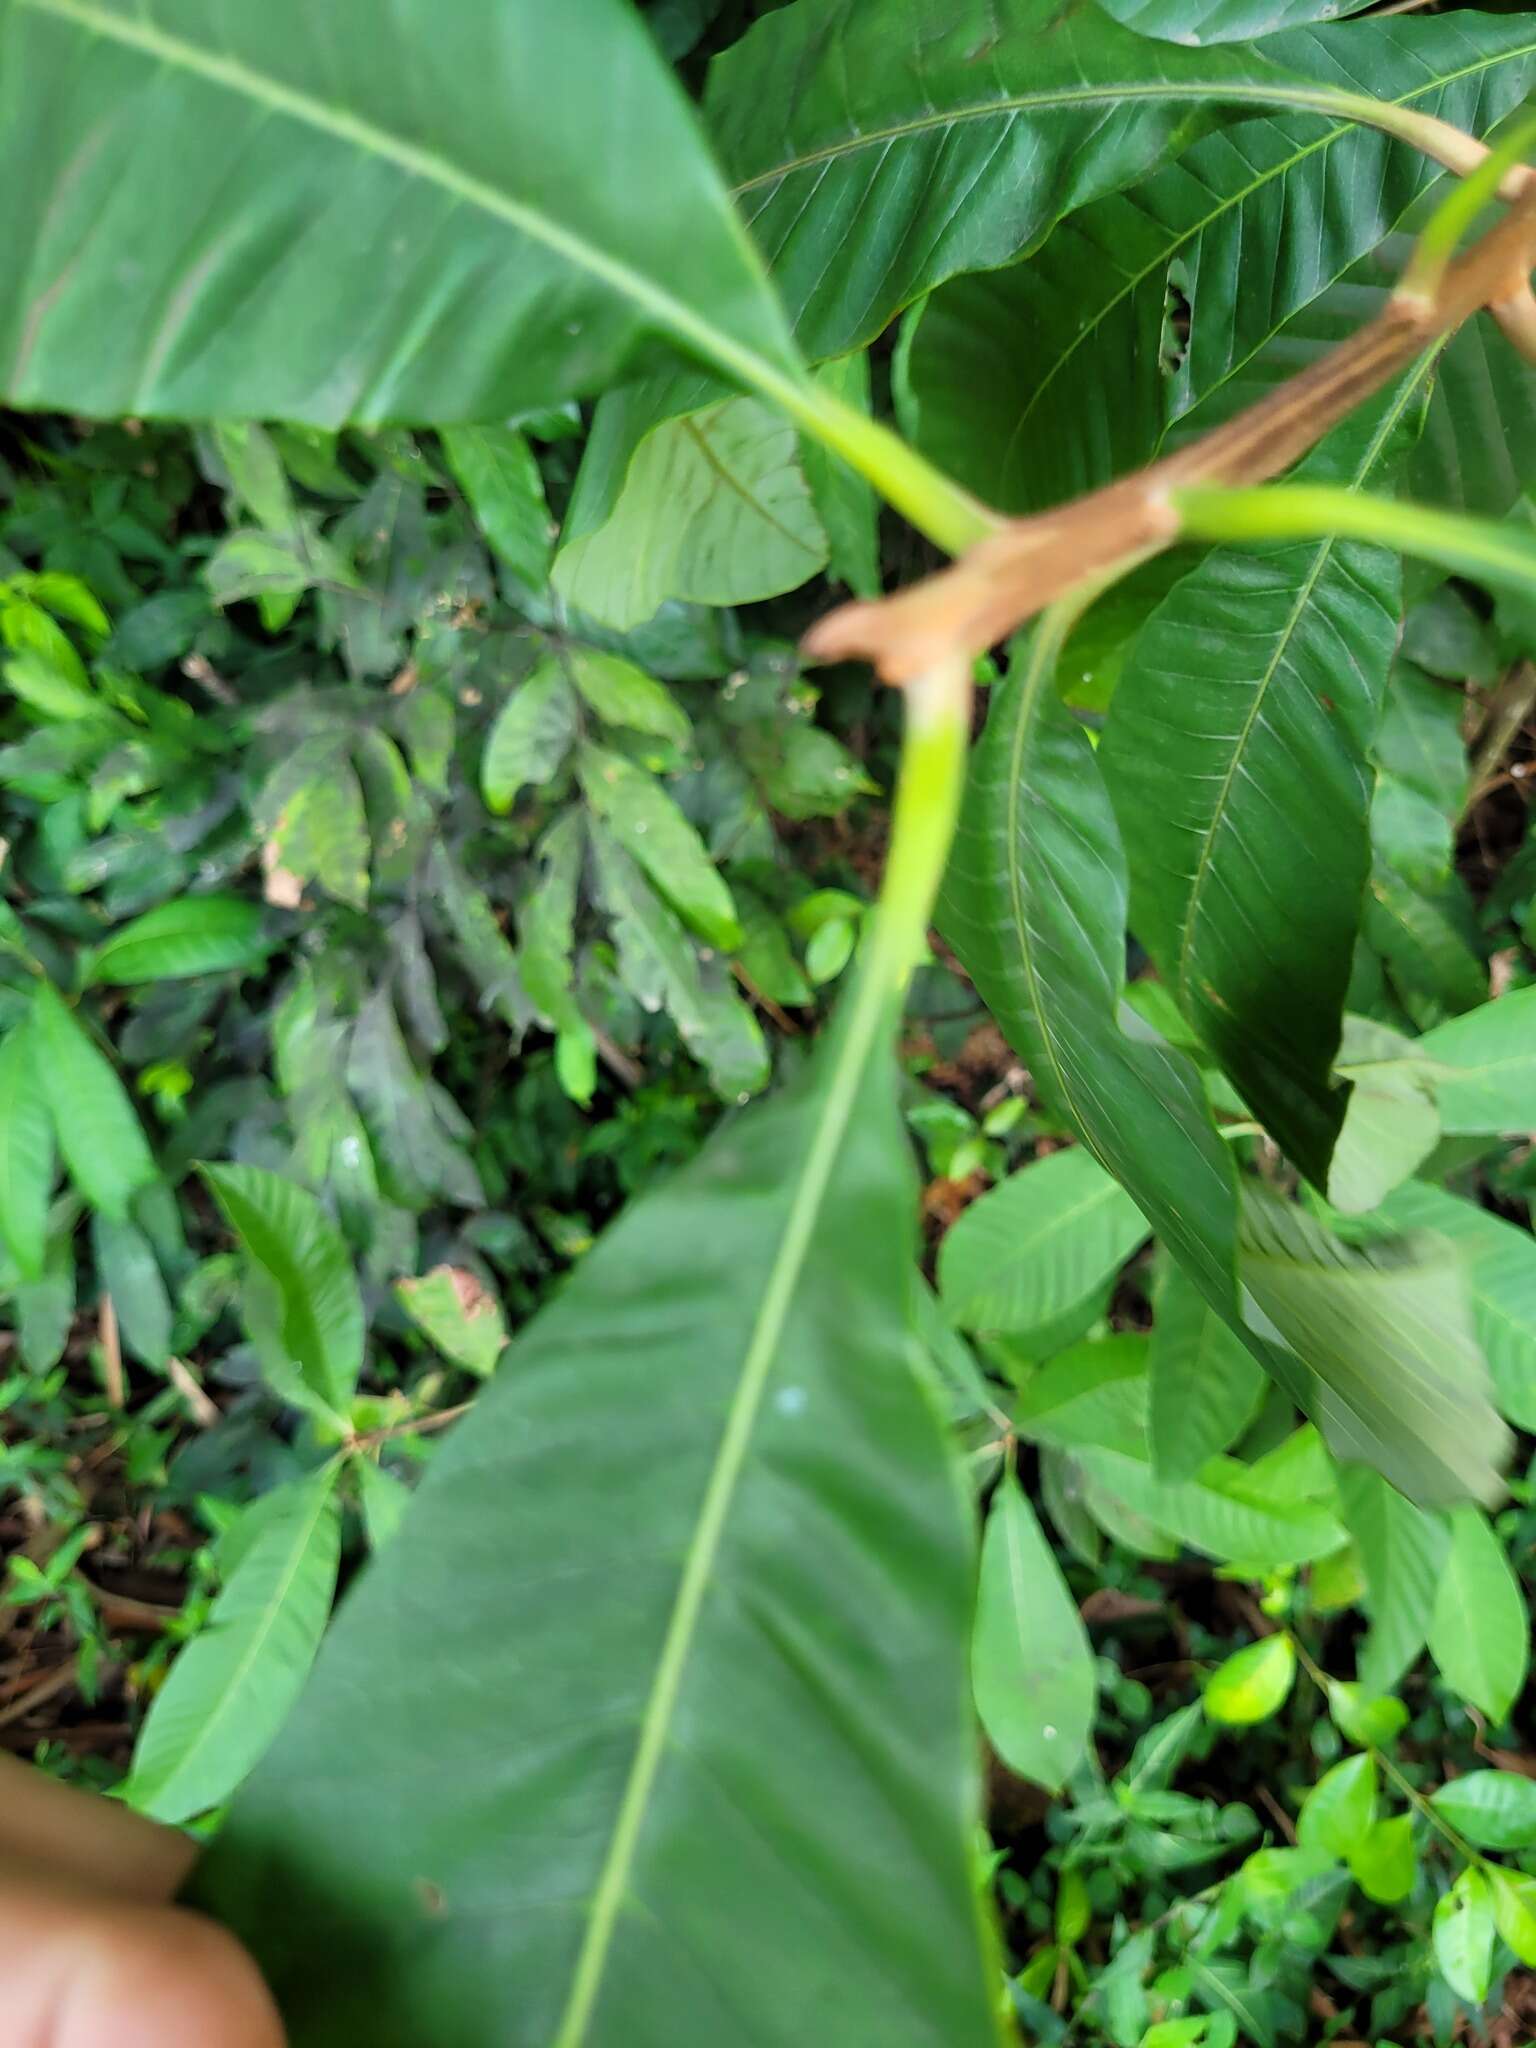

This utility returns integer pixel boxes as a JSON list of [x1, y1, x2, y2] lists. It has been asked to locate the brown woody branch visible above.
[[805, 176, 1536, 683]]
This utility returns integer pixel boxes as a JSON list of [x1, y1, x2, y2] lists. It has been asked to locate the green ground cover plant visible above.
[[4, 0, 1536, 2042]]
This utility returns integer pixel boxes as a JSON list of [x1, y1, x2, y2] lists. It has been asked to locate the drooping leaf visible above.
[[1325, 1035, 1440, 1217], [972, 1465, 1094, 1793], [553, 393, 826, 630], [126, 1470, 341, 1825], [32, 979, 154, 1222], [1237, 1193, 1508, 1510], [519, 811, 589, 1039], [395, 1266, 507, 1379], [0, 0, 801, 422], [0, 1019, 53, 1279], [201, 1163, 364, 1420], [481, 659, 580, 815], [709, 0, 1345, 364], [1337, 1464, 1447, 1697], [193, 980, 1001, 2048], [1430, 1771, 1536, 1852], [347, 990, 483, 1211], [425, 842, 534, 1036], [937, 1146, 1147, 1337], [562, 648, 691, 746], [1418, 986, 1536, 1134], [85, 895, 267, 985], [899, 14, 1536, 512], [1204, 1635, 1296, 1726], [1428, 1505, 1529, 1724], [256, 736, 370, 910], [578, 741, 740, 950], [1074, 1447, 1342, 1568], [1297, 1752, 1375, 1858], [1102, 389, 1415, 1182], [92, 1211, 172, 1369], [441, 425, 553, 590], [1147, 1260, 1264, 1483], [1433, 1867, 1496, 2007]]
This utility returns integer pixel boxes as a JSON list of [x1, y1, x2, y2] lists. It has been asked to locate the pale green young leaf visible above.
[[1012, 1337, 1148, 1459], [1418, 987, 1536, 1134], [1433, 1867, 1496, 2006], [201, 1163, 364, 1417], [1489, 1868, 1536, 1968], [973, 1466, 1094, 1793], [563, 648, 691, 746], [481, 659, 579, 815], [1428, 1507, 1529, 1723], [0, 1021, 53, 1280], [0, 0, 801, 422], [1348, 1814, 1415, 1905], [1326, 1683, 1408, 1751], [1074, 1447, 1342, 1568], [1204, 1636, 1296, 1727], [553, 395, 826, 630], [126, 1469, 341, 1824], [937, 1146, 1147, 1337], [356, 1462, 413, 1555], [1148, 1262, 1264, 1483], [1430, 1771, 1536, 1851], [85, 896, 267, 985], [396, 1266, 506, 1379], [1296, 1753, 1375, 1858], [32, 981, 154, 1222], [579, 741, 740, 950], [441, 424, 553, 589], [1338, 1465, 1447, 1696]]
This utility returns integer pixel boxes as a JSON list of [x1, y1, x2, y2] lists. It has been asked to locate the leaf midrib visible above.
[[551, 954, 898, 2045], [13, 0, 798, 407]]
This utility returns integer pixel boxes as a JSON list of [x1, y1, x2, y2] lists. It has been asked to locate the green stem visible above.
[[1171, 483, 1536, 601], [1398, 111, 1536, 303]]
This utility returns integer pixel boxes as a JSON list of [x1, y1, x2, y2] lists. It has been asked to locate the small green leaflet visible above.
[[126, 1468, 341, 1824], [1428, 1506, 1529, 1723], [1348, 1815, 1414, 1906], [1148, 1262, 1263, 1483], [1204, 1635, 1296, 1726], [84, 895, 267, 985], [1418, 985, 1536, 1133], [481, 659, 579, 814], [972, 1466, 1094, 1792], [1337, 1465, 1447, 1697], [92, 1211, 172, 1369], [1296, 1752, 1375, 1858], [396, 1265, 507, 1378], [562, 647, 691, 745]]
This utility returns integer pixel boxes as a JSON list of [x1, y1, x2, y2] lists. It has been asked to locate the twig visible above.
[[349, 1401, 475, 1453], [592, 1026, 642, 1090], [1461, 660, 1536, 822], [806, 182, 1536, 680], [732, 959, 801, 1035], [164, 1355, 219, 1429], [0, 1657, 78, 1730], [98, 1297, 124, 1411]]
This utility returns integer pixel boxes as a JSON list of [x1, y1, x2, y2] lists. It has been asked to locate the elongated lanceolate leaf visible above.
[[1337, 1464, 1447, 1697], [127, 1470, 341, 1824], [0, 0, 800, 423], [1102, 387, 1417, 1182], [32, 980, 154, 1221], [441, 424, 552, 590], [0, 1020, 53, 1280], [1428, 1505, 1529, 1723], [85, 895, 267, 985], [710, 0, 1353, 364], [900, 14, 1536, 513], [192, 1001, 1002, 2048], [1147, 1262, 1263, 1483], [973, 1467, 1094, 1792], [1417, 985, 1536, 1133]]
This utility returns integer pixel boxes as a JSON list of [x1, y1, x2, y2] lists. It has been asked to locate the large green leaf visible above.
[[0, 0, 800, 421], [202, 1162, 364, 1420], [126, 1470, 341, 1824], [1238, 1194, 1508, 1510], [900, 14, 1536, 512], [973, 1466, 1095, 1793], [0, 1020, 53, 1280], [192, 994, 1001, 2047], [1074, 1446, 1343, 1567], [1417, 985, 1536, 1133], [1102, 387, 1416, 1182], [708, 0, 1360, 365], [552, 393, 827, 630], [32, 979, 154, 1221], [937, 1146, 1147, 1337], [441, 425, 553, 591], [1337, 1463, 1448, 1696], [1431, 1771, 1536, 1851], [1428, 1505, 1529, 1723], [1147, 1262, 1264, 1483]]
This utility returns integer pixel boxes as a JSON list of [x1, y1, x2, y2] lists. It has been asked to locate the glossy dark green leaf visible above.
[[973, 1465, 1095, 1792], [193, 993, 1000, 2048], [578, 741, 740, 951], [1418, 986, 1536, 1133], [1148, 1262, 1264, 1483], [553, 394, 826, 630], [481, 659, 579, 815], [127, 1470, 341, 1825], [32, 980, 154, 1221], [441, 425, 553, 589], [202, 1162, 364, 1420], [937, 1146, 1147, 1337], [1428, 1506, 1529, 1723], [1431, 1771, 1536, 1851], [900, 15, 1536, 512], [0, 0, 801, 422], [1337, 1464, 1447, 1697], [1102, 391, 1414, 1182], [85, 895, 267, 985], [710, 0, 1336, 363], [0, 1019, 53, 1279]]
